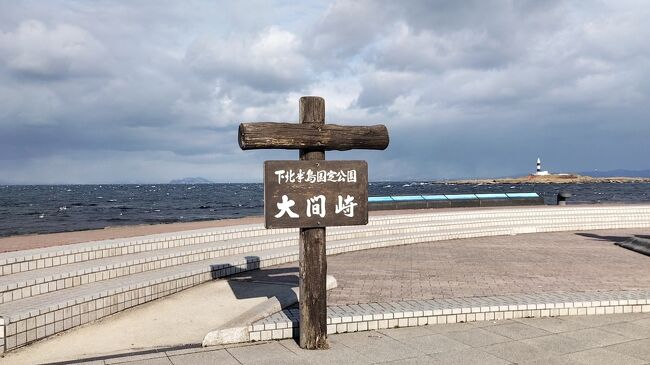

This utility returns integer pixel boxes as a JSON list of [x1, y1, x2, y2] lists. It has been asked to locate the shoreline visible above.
[[0, 203, 644, 253]]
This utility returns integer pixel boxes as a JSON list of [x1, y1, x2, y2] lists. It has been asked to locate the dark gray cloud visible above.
[[0, 0, 648, 183]]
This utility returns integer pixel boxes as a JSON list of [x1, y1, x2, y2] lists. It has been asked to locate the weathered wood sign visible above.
[[238, 96, 388, 350], [239, 123, 388, 151], [264, 160, 368, 229]]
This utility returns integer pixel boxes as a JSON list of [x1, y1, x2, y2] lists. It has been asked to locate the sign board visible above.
[[264, 160, 368, 228]]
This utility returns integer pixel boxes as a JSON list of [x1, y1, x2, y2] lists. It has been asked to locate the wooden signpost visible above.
[[238, 96, 389, 349]]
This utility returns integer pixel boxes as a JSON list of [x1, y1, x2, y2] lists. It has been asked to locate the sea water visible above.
[[0, 182, 648, 237]]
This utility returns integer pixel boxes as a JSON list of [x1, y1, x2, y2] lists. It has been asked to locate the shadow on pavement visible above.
[[575, 232, 633, 243], [208, 255, 299, 301], [44, 343, 201, 365], [577, 232, 650, 258]]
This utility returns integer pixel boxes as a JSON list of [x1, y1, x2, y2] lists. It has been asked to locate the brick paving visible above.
[[327, 229, 650, 304], [264, 229, 650, 305]]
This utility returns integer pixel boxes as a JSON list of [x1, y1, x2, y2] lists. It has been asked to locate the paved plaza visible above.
[[3, 227, 650, 364], [327, 229, 649, 304], [50, 228, 650, 364], [232, 229, 650, 305]]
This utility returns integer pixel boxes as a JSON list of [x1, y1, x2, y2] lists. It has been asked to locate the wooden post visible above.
[[238, 95, 389, 350], [298, 96, 329, 349]]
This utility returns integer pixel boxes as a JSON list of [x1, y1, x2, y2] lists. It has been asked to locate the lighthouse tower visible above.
[[535, 157, 549, 176]]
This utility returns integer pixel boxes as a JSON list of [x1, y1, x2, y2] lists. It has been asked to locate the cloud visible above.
[[0, 0, 649, 184], [185, 27, 310, 92], [305, 0, 388, 66], [355, 70, 422, 109], [0, 20, 108, 79]]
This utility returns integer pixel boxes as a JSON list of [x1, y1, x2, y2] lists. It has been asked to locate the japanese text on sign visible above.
[[274, 169, 357, 184], [274, 194, 359, 219], [264, 160, 368, 229]]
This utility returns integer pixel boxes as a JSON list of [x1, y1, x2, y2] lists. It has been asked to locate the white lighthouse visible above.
[[535, 157, 549, 176]]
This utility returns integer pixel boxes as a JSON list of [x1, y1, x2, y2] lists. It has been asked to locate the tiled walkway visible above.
[[72, 312, 650, 364]]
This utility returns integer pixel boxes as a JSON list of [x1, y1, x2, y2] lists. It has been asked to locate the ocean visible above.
[[1, 182, 649, 237]]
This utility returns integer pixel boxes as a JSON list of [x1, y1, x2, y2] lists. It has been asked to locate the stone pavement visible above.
[[67, 312, 650, 364]]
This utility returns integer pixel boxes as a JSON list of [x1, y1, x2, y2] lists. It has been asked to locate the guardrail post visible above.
[[557, 191, 572, 206]]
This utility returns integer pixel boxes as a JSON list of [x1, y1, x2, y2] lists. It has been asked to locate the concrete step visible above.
[[2, 210, 646, 305], [0, 219, 514, 304], [0, 224, 521, 352], [251, 290, 650, 342], [0, 224, 282, 277], [3, 205, 649, 277]]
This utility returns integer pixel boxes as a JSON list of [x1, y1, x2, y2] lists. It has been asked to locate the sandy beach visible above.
[[0, 215, 263, 253]]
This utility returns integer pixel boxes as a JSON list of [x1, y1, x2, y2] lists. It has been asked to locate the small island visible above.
[[446, 159, 650, 184], [169, 177, 213, 184], [446, 174, 650, 184]]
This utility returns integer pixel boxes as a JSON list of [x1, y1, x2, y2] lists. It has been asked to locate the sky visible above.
[[0, 0, 649, 184]]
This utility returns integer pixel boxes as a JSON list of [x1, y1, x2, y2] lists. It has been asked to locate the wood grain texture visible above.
[[299, 226, 328, 349], [238, 122, 389, 151], [298, 96, 329, 350]]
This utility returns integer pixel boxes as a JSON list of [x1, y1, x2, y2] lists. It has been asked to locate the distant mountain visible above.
[[577, 169, 650, 178], [169, 177, 213, 184]]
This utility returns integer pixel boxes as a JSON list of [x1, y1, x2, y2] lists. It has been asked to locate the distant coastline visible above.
[[446, 174, 650, 184], [168, 177, 213, 184]]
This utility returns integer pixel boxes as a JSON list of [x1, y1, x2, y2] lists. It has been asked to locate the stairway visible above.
[[1, 205, 649, 353]]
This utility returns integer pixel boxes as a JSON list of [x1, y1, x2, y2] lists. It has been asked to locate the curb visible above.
[[250, 289, 650, 341]]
